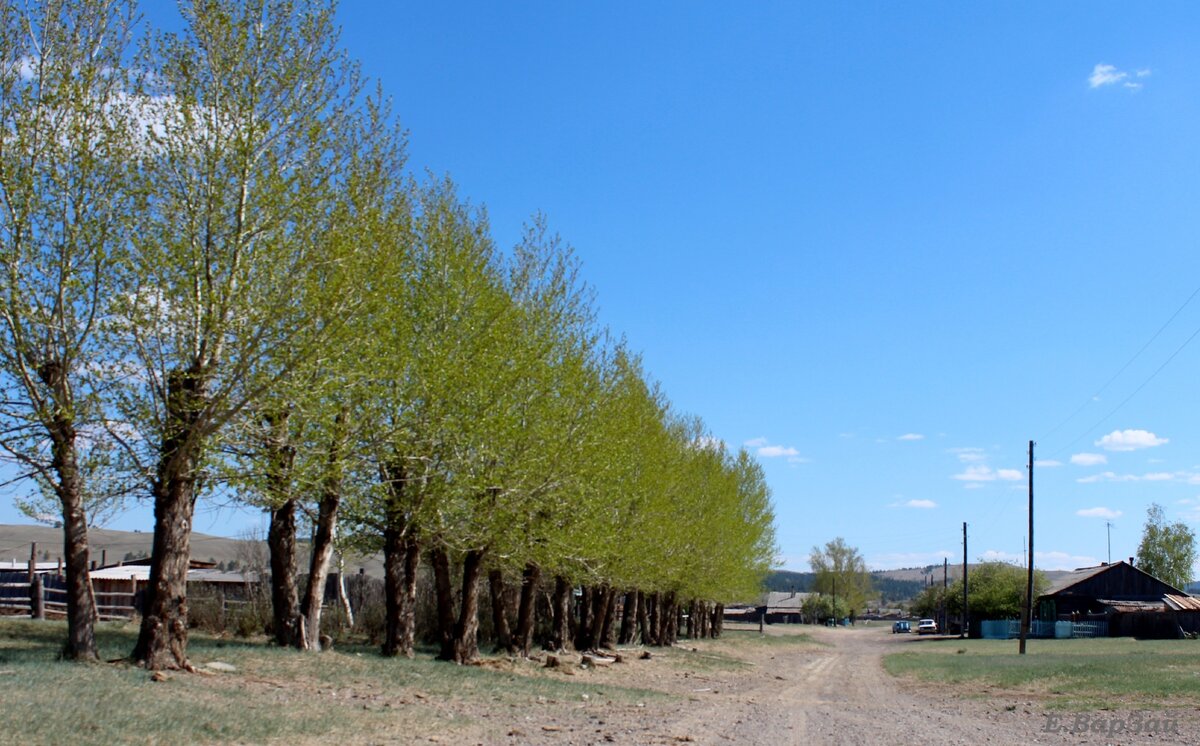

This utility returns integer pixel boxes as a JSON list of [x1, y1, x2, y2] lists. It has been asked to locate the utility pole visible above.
[[942, 558, 948, 633], [1019, 440, 1035, 655], [961, 522, 968, 639], [1106, 521, 1112, 564]]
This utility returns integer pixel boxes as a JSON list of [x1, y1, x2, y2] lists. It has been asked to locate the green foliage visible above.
[[911, 561, 1048, 620], [809, 538, 872, 616], [1136, 503, 1197, 591]]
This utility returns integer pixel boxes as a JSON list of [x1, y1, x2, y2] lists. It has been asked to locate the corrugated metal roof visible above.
[[1164, 594, 1200, 611], [765, 591, 814, 612], [1098, 598, 1167, 612]]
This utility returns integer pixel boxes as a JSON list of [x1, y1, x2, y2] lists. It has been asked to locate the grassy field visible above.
[[0, 619, 821, 744], [0, 618, 679, 744], [884, 636, 1200, 710]]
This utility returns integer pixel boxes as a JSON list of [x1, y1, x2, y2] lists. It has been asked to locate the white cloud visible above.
[[1095, 429, 1168, 451], [743, 437, 768, 448], [1071, 452, 1108, 466], [787, 455, 812, 465], [1035, 459, 1064, 468], [1035, 550, 1102, 571], [694, 435, 725, 451], [949, 447, 987, 463], [953, 465, 1022, 482], [1137, 69, 1152, 78], [904, 499, 937, 509], [1089, 63, 1128, 88], [1076, 470, 1200, 484], [978, 549, 1099, 571], [898, 433, 924, 441], [1076, 507, 1122, 519], [759, 445, 800, 458]]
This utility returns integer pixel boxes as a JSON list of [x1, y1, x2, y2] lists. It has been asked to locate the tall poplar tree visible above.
[[113, 0, 362, 670], [0, 0, 138, 660]]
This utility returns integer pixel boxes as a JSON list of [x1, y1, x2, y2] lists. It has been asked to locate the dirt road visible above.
[[507, 625, 1200, 745]]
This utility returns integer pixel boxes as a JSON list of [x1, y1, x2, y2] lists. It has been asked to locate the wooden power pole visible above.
[[1019, 440, 1034, 655], [961, 522, 968, 638]]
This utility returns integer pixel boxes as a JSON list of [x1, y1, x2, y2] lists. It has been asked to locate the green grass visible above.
[[0, 618, 668, 745], [884, 636, 1200, 710]]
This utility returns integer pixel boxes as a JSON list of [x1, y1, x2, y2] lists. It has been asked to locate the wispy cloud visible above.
[[904, 499, 937, 509], [948, 447, 987, 464], [1035, 459, 1064, 468], [1077, 507, 1122, 519], [1096, 429, 1168, 451], [746, 437, 810, 464], [1077, 470, 1200, 485], [1071, 452, 1108, 466], [898, 433, 924, 441], [979, 549, 1099, 571], [759, 445, 799, 458], [1089, 63, 1148, 90], [953, 465, 1023, 482]]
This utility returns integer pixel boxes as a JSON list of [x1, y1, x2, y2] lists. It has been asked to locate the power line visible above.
[[1040, 282, 1200, 452], [1049, 320, 1200, 458]]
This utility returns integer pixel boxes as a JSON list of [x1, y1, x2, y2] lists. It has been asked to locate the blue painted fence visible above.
[[979, 619, 1108, 639]]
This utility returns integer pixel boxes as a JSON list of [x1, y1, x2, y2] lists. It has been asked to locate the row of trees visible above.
[[0, 0, 776, 669], [911, 561, 1049, 622]]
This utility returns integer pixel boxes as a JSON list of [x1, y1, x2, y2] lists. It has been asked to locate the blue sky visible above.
[[12, 2, 1200, 575]]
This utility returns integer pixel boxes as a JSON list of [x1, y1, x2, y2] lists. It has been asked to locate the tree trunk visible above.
[[488, 569, 513, 653], [664, 592, 678, 645], [513, 562, 540, 657], [599, 587, 618, 649], [647, 591, 661, 646], [39, 359, 97, 661], [712, 603, 724, 638], [548, 575, 572, 651], [297, 484, 340, 651], [382, 518, 404, 657], [132, 367, 206, 671], [618, 590, 638, 645], [54, 426, 98, 661], [686, 600, 697, 639], [430, 546, 457, 659], [574, 585, 594, 651], [448, 549, 486, 664], [264, 407, 298, 647], [297, 411, 345, 651], [380, 459, 419, 657], [267, 498, 298, 647], [636, 590, 651, 646]]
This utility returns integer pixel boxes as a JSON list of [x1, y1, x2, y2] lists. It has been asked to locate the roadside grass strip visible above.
[[883, 636, 1200, 710]]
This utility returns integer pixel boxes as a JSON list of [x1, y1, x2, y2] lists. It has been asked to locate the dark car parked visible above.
[[892, 620, 911, 633]]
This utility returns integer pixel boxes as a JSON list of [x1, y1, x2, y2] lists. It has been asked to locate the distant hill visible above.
[[767, 563, 1074, 605], [764, 570, 922, 604], [0, 523, 385, 576]]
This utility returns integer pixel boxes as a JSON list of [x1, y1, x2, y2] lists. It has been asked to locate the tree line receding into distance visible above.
[[0, 0, 777, 669]]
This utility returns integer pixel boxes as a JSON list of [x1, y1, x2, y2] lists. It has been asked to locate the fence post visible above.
[[30, 573, 44, 620]]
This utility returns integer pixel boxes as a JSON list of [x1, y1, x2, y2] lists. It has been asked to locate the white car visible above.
[[916, 618, 938, 635]]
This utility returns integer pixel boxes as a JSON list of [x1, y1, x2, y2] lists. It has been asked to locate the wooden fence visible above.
[[0, 574, 138, 621]]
